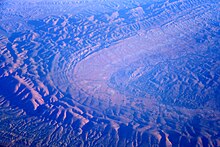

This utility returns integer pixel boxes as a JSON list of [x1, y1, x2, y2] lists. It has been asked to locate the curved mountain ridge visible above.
[[0, 0, 219, 146]]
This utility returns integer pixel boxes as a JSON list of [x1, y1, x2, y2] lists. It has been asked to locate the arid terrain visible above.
[[0, 0, 220, 146]]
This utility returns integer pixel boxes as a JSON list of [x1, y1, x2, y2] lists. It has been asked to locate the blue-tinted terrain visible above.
[[0, 0, 220, 146]]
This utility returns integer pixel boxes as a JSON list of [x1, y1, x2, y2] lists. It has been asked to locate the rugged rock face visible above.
[[0, 0, 220, 146]]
